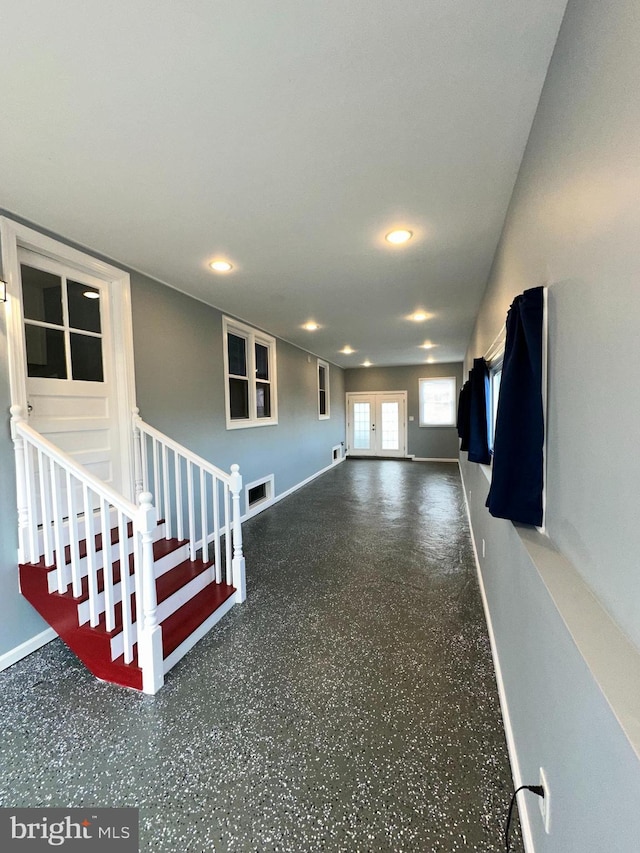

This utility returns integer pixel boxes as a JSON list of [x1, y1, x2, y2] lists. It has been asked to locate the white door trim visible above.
[[346, 391, 408, 457], [0, 217, 138, 500]]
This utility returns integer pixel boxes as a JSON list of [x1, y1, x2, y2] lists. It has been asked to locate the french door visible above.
[[346, 392, 407, 458]]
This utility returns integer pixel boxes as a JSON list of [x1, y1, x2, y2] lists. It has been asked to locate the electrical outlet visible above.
[[482, 538, 486, 558], [539, 767, 550, 833]]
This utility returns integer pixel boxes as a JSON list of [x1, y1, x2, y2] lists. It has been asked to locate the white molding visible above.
[[458, 461, 537, 853], [412, 457, 458, 462], [163, 595, 236, 675], [240, 455, 346, 522], [222, 315, 279, 429], [0, 217, 137, 499], [317, 358, 330, 419], [244, 473, 275, 520], [0, 627, 57, 672]]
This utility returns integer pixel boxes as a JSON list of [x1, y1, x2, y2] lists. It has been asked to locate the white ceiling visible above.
[[0, 1, 567, 367]]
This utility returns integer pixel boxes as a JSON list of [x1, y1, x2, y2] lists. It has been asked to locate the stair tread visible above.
[[28, 534, 185, 573], [71, 558, 216, 633], [162, 582, 236, 658]]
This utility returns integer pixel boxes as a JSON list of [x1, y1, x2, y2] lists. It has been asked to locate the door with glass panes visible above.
[[20, 248, 121, 491], [346, 392, 406, 457]]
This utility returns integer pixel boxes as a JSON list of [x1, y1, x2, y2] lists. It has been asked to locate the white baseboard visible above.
[[241, 455, 346, 522], [412, 457, 458, 462], [458, 461, 536, 853], [0, 627, 57, 673]]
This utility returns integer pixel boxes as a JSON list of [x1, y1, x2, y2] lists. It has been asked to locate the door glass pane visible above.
[[228, 334, 247, 377], [256, 382, 271, 418], [229, 378, 249, 419], [25, 325, 67, 378], [255, 343, 269, 380], [70, 333, 104, 382], [353, 402, 371, 449], [381, 401, 399, 450], [21, 265, 63, 326], [68, 281, 102, 333]]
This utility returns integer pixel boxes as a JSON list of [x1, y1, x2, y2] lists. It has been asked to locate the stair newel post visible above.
[[132, 407, 144, 500], [136, 491, 164, 695], [229, 464, 246, 603], [10, 405, 30, 565]]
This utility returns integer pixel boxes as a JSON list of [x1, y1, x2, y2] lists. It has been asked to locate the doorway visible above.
[[1, 218, 138, 500], [346, 392, 407, 458]]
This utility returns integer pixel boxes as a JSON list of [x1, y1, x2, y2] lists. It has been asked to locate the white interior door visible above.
[[20, 248, 121, 491], [347, 392, 406, 457]]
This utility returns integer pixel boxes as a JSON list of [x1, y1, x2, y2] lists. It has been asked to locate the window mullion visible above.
[[61, 275, 73, 381]]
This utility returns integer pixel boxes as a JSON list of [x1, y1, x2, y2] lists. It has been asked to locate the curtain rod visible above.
[[483, 323, 506, 362]]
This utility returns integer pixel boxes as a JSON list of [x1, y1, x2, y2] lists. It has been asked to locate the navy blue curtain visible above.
[[457, 379, 471, 451], [468, 358, 491, 465], [486, 286, 544, 526]]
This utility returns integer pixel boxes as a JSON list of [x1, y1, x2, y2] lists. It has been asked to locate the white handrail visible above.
[[16, 419, 138, 517], [133, 414, 231, 484], [132, 410, 245, 597], [10, 406, 164, 694]]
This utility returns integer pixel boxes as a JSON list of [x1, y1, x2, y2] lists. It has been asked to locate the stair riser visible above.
[[47, 535, 187, 595], [109, 569, 216, 660]]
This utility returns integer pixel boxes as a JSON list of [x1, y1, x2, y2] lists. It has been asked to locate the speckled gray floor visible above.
[[0, 460, 521, 852]]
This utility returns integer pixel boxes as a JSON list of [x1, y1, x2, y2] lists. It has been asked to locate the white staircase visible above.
[[11, 405, 246, 694]]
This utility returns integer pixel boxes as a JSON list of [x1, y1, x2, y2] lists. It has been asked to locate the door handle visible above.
[[27, 403, 33, 414], [371, 423, 375, 430]]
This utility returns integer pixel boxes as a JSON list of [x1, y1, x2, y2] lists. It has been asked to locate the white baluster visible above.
[[136, 491, 163, 694], [213, 476, 221, 584], [224, 483, 231, 585], [10, 407, 29, 564], [152, 437, 161, 527], [82, 484, 99, 626], [229, 464, 246, 603], [66, 471, 81, 598], [187, 460, 196, 561], [200, 468, 208, 563], [22, 438, 39, 564], [162, 444, 171, 539], [141, 427, 149, 493], [132, 407, 144, 499], [37, 449, 53, 567], [101, 498, 115, 632], [175, 452, 184, 541], [119, 511, 134, 663], [50, 461, 66, 593]]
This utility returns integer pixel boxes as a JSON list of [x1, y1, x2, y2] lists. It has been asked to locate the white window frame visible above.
[[419, 376, 457, 427], [317, 358, 330, 419], [222, 316, 278, 429], [487, 357, 504, 454]]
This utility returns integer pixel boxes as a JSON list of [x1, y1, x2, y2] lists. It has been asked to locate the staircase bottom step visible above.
[[162, 582, 236, 663]]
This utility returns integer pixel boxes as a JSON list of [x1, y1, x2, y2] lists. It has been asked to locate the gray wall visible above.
[[464, 0, 640, 848], [345, 363, 462, 458], [131, 272, 346, 504], [0, 225, 345, 663]]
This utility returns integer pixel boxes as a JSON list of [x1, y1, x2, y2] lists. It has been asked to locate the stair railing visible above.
[[132, 409, 246, 603], [10, 406, 164, 695]]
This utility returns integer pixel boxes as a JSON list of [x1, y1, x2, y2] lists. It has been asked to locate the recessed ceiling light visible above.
[[419, 342, 436, 350], [83, 291, 100, 299], [385, 229, 413, 244], [408, 311, 431, 322], [362, 360, 372, 367], [210, 260, 233, 272], [303, 322, 320, 331], [340, 346, 356, 355]]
